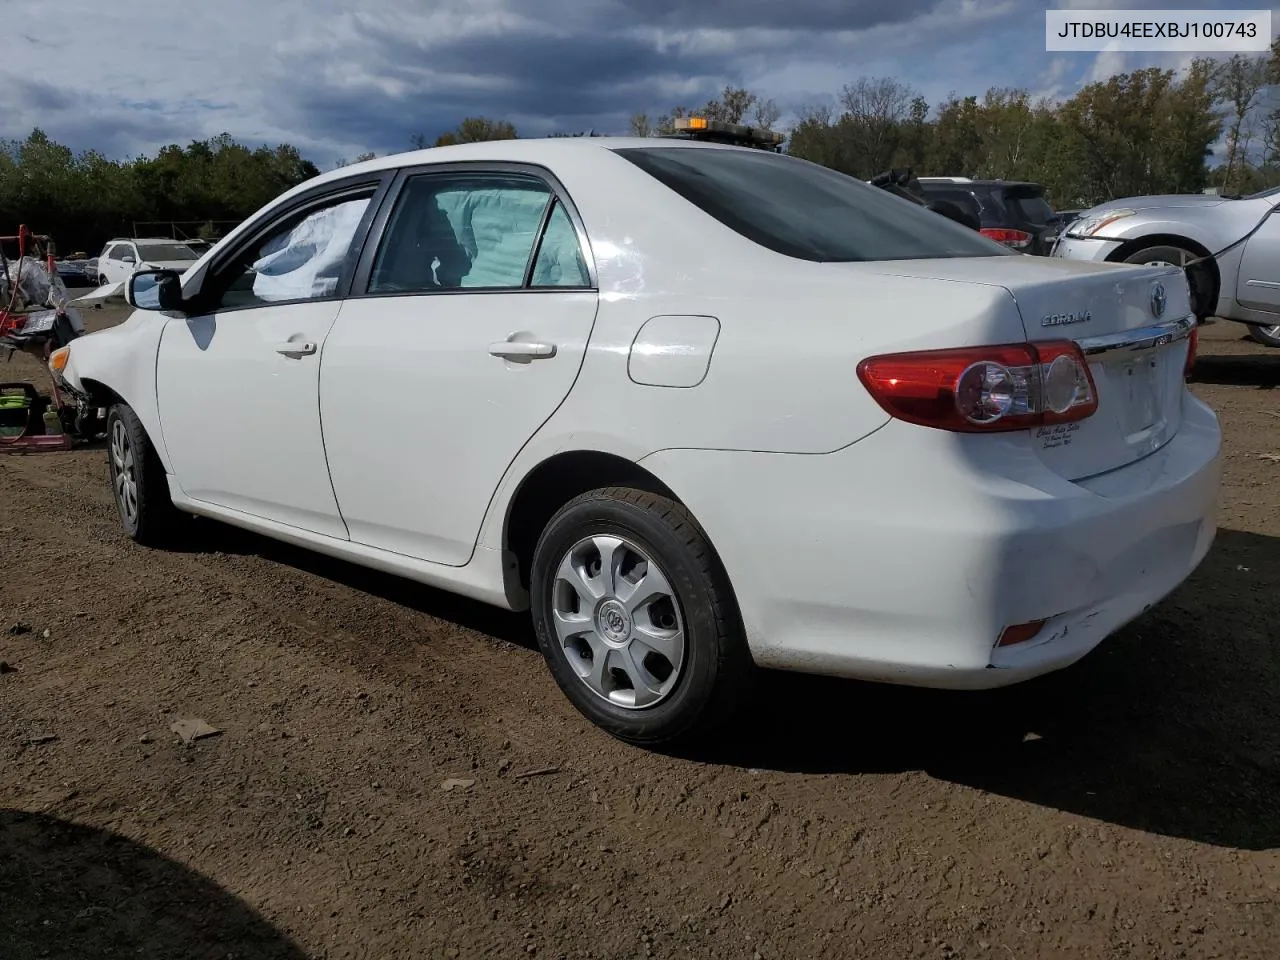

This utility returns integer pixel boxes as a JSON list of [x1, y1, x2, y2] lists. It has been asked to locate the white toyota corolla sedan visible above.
[[50, 134, 1222, 746]]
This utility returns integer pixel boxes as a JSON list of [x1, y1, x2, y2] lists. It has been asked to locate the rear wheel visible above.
[[529, 487, 753, 747], [1121, 244, 1216, 321], [106, 404, 187, 546], [1247, 324, 1280, 348]]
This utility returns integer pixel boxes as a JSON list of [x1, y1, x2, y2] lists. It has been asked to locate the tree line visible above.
[[4, 42, 1279, 256], [0, 132, 320, 256]]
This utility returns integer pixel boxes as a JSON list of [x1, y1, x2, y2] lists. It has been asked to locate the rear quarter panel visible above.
[[517, 148, 1030, 457], [473, 147, 1029, 552]]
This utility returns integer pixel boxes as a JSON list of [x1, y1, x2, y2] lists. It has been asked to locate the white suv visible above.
[[95, 238, 201, 286]]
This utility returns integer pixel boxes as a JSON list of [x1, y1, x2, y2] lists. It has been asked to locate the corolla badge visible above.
[[1041, 309, 1092, 327], [1150, 282, 1167, 318]]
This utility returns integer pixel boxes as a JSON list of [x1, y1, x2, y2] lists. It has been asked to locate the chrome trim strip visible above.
[[1074, 314, 1195, 356], [1245, 278, 1280, 289]]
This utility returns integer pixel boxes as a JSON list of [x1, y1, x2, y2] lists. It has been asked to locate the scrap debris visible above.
[[514, 766, 562, 780], [169, 717, 222, 744]]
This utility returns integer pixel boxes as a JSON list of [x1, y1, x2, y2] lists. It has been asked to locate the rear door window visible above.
[[615, 147, 1010, 262], [369, 173, 554, 293], [364, 171, 593, 293]]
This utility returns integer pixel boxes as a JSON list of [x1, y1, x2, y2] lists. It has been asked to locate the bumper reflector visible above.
[[997, 620, 1047, 648]]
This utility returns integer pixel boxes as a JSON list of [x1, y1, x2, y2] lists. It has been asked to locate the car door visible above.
[[319, 165, 598, 566], [101, 244, 129, 284], [155, 178, 387, 537], [1235, 200, 1280, 313]]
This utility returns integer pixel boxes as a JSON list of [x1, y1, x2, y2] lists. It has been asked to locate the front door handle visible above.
[[489, 340, 556, 360], [275, 341, 317, 357]]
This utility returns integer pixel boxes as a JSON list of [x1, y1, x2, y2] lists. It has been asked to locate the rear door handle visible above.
[[489, 340, 556, 360], [275, 341, 317, 357]]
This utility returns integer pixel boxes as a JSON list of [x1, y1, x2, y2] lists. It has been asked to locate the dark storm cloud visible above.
[[11, 77, 78, 112], [8, 0, 1061, 165], [607, 0, 946, 30], [345, 17, 737, 114], [267, 6, 767, 152], [355, 25, 708, 92]]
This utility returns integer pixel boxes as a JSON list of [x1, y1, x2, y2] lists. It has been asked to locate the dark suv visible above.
[[914, 178, 1058, 255]]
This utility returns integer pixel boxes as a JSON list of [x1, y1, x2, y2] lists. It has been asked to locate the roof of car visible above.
[[917, 177, 1045, 190], [313, 135, 770, 186]]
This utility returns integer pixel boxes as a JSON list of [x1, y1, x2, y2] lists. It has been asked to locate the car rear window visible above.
[[614, 147, 1011, 263], [1000, 186, 1053, 226], [917, 185, 990, 224], [136, 243, 199, 261]]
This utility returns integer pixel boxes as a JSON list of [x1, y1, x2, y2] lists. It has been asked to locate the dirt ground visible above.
[[2, 302, 1278, 960]]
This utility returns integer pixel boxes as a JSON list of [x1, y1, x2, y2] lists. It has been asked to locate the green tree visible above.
[[1212, 53, 1270, 192], [429, 117, 518, 146], [0, 128, 321, 255]]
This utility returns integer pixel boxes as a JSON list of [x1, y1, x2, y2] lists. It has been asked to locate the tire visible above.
[[106, 403, 187, 546], [529, 487, 753, 747], [1121, 244, 1214, 320], [1247, 324, 1280, 348]]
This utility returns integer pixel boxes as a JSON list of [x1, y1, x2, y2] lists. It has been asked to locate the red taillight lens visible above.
[[980, 228, 1033, 249], [856, 341, 1099, 433], [1184, 325, 1198, 378]]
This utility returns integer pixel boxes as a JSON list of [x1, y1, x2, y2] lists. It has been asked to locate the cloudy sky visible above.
[[5, 0, 1273, 167]]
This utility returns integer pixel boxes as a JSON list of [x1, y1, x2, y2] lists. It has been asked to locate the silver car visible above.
[[1052, 186, 1280, 347]]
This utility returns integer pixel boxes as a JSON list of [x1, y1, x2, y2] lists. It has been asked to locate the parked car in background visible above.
[[1044, 209, 1083, 245], [95, 238, 201, 286], [55, 259, 94, 287], [1052, 187, 1280, 347], [49, 136, 1220, 746], [915, 178, 1058, 255]]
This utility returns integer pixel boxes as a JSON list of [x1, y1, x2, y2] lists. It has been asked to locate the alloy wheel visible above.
[[110, 418, 138, 525]]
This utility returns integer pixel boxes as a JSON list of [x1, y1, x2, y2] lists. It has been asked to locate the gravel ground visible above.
[[1, 302, 1278, 960]]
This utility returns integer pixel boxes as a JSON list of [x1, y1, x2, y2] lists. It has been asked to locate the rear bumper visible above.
[[641, 393, 1222, 689]]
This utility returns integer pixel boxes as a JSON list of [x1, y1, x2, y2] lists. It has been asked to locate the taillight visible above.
[[980, 228, 1033, 249], [856, 341, 1099, 433], [1184, 326, 1198, 378]]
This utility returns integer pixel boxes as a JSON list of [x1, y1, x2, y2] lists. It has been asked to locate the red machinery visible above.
[[0, 225, 91, 452]]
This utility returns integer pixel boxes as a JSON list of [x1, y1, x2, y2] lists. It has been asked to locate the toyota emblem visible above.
[[1151, 283, 1166, 318]]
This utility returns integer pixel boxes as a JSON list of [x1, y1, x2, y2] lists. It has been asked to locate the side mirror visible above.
[[120, 255, 136, 265], [926, 200, 982, 232], [127, 269, 185, 312]]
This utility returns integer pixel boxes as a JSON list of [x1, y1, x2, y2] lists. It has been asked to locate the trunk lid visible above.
[[867, 256, 1194, 481]]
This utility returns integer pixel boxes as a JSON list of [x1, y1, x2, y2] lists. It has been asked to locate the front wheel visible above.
[[529, 487, 753, 747], [1122, 244, 1214, 320], [1247, 324, 1280, 348], [106, 404, 188, 546]]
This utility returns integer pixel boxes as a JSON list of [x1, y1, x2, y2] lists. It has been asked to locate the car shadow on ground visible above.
[[1190, 351, 1280, 388], [170, 519, 536, 649], [170, 519, 1279, 851], [0, 810, 306, 960], [697, 526, 1280, 851]]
